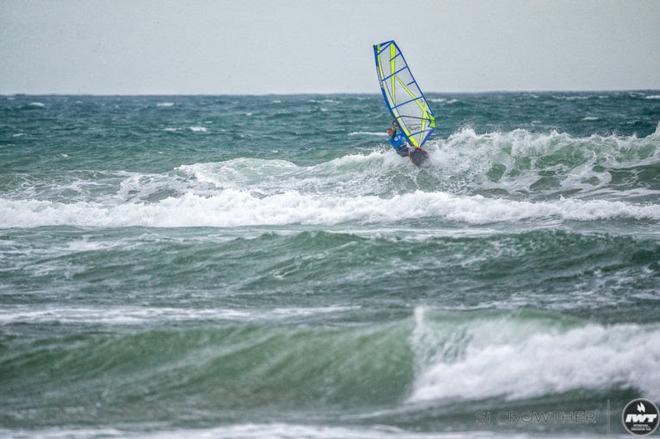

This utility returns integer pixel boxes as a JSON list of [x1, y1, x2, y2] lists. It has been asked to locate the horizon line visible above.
[[2, 88, 660, 97]]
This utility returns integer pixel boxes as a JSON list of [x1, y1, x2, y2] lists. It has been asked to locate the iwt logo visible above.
[[622, 399, 659, 436]]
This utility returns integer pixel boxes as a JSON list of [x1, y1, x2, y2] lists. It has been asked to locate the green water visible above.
[[0, 92, 659, 438]]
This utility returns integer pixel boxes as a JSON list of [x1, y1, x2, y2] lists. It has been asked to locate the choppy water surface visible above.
[[1, 92, 659, 438]]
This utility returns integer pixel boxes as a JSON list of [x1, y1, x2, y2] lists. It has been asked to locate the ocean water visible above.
[[1, 92, 659, 438]]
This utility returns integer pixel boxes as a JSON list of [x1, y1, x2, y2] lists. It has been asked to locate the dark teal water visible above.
[[1, 92, 659, 438]]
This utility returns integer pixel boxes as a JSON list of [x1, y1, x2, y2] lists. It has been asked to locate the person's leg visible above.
[[396, 147, 409, 157]]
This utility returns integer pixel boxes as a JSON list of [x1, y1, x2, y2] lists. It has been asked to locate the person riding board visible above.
[[386, 126, 409, 157], [386, 120, 429, 166]]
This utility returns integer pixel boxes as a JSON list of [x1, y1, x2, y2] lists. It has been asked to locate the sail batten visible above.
[[373, 40, 436, 148]]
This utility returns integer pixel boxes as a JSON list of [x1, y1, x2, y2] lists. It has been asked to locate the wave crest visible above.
[[409, 307, 660, 402], [1, 189, 658, 228]]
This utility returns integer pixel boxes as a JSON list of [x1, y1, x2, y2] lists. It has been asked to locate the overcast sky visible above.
[[1, 0, 659, 94]]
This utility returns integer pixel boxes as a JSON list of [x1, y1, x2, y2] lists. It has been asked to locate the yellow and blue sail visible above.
[[373, 40, 437, 148]]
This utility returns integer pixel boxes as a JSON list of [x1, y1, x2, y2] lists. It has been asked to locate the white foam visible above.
[[65, 238, 120, 253], [156, 102, 175, 107], [176, 149, 413, 200], [582, 116, 599, 121], [645, 95, 660, 100], [0, 425, 547, 439], [348, 131, 384, 136], [409, 308, 660, 402], [432, 126, 660, 196], [0, 305, 357, 325], [1, 189, 658, 228], [188, 126, 207, 132], [4, 126, 659, 227]]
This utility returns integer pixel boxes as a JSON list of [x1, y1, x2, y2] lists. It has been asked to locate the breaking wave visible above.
[[1, 189, 658, 228], [409, 308, 660, 402], [3, 308, 658, 418], [1, 126, 658, 229]]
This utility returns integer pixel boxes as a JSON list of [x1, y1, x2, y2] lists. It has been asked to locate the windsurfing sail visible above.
[[373, 40, 436, 148]]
